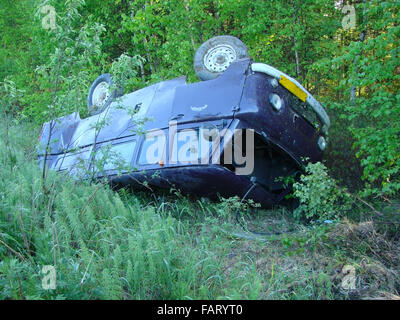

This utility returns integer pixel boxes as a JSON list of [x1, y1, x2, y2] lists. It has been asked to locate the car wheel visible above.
[[194, 35, 250, 81], [87, 74, 123, 116]]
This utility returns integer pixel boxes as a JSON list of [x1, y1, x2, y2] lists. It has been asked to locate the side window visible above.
[[95, 140, 136, 171], [138, 131, 166, 165], [171, 129, 199, 164], [57, 149, 91, 171], [170, 128, 218, 165]]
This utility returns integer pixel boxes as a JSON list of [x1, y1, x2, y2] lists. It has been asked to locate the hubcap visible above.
[[204, 44, 237, 73], [92, 81, 110, 107]]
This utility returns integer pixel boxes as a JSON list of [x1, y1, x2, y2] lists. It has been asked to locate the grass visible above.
[[0, 116, 399, 300]]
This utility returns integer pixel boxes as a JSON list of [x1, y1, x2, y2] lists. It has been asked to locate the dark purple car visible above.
[[37, 36, 330, 207]]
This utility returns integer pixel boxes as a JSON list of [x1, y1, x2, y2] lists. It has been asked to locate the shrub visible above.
[[293, 162, 351, 222]]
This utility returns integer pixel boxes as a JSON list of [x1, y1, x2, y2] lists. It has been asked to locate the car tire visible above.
[[87, 74, 123, 116], [194, 35, 250, 81]]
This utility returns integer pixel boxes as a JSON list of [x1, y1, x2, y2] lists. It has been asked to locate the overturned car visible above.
[[37, 36, 330, 207]]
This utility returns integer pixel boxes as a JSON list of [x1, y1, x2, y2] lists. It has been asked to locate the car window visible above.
[[95, 140, 137, 171], [170, 128, 217, 165], [57, 149, 91, 171], [138, 131, 166, 165]]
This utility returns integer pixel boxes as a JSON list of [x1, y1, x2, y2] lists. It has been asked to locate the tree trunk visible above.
[[290, 0, 301, 79], [350, 0, 367, 104], [130, 1, 145, 81], [184, 0, 196, 51]]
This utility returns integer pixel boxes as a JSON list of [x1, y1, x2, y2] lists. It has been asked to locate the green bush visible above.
[[293, 162, 351, 222]]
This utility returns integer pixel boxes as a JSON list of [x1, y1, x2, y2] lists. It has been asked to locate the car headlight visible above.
[[318, 136, 327, 151], [270, 78, 279, 88], [269, 93, 282, 112]]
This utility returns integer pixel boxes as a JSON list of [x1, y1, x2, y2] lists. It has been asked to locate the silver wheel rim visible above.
[[92, 81, 110, 108], [203, 44, 237, 73]]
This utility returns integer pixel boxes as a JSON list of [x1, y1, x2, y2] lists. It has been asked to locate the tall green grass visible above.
[[0, 117, 265, 299]]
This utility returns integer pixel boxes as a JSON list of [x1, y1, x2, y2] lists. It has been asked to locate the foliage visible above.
[[293, 162, 351, 221], [329, 0, 400, 196], [0, 0, 52, 116], [32, 0, 106, 122], [0, 117, 260, 299], [0, 80, 24, 114], [110, 53, 145, 94]]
